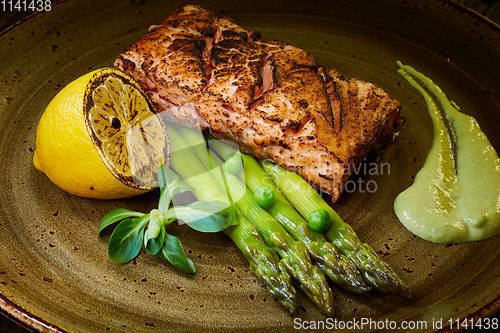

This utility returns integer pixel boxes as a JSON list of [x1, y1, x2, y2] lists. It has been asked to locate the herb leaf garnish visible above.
[[158, 178, 193, 215], [172, 201, 233, 232], [108, 215, 149, 264], [98, 208, 144, 235], [144, 209, 166, 255], [158, 233, 196, 274], [99, 165, 234, 274]]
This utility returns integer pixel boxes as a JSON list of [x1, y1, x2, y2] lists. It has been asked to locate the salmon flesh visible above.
[[114, 5, 401, 202]]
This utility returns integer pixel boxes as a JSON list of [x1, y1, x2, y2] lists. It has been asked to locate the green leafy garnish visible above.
[[144, 209, 166, 255], [98, 164, 234, 274], [98, 208, 144, 235], [158, 178, 193, 215], [171, 201, 233, 232], [108, 215, 149, 264], [158, 234, 196, 274]]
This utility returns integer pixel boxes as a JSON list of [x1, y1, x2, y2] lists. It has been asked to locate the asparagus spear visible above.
[[262, 161, 409, 295], [224, 170, 335, 316], [210, 141, 370, 294], [174, 126, 335, 316], [225, 218, 296, 312], [167, 126, 297, 313]]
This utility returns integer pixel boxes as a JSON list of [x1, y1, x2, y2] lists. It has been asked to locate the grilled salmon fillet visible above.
[[114, 5, 401, 202]]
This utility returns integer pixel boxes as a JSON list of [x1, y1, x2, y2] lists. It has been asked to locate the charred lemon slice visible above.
[[33, 68, 169, 199], [84, 68, 169, 189]]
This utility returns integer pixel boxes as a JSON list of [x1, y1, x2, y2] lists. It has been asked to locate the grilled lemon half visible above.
[[33, 68, 170, 199]]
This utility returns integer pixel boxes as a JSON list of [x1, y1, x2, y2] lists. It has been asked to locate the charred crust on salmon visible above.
[[250, 31, 261, 40], [114, 5, 401, 203], [298, 99, 309, 109], [116, 55, 136, 71], [221, 29, 248, 41], [200, 26, 215, 36], [265, 116, 282, 122], [318, 173, 334, 180], [211, 47, 229, 64]]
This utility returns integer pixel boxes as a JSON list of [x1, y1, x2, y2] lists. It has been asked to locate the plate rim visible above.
[[0, 0, 498, 331], [0, 294, 64, 332]]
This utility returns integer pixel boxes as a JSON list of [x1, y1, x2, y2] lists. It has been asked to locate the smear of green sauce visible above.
[[394, 62, 500, 244]]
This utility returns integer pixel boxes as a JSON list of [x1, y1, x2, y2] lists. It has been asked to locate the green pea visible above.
[[253, 186, 275, 208], [223, 153, 243, 174], [307, 209, 331, 233]]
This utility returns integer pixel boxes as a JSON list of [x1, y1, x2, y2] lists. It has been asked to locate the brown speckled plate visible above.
[[0, 0, 499, 332]]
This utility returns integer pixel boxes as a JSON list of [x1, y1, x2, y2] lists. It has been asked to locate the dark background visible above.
[[1, 0, 499, 331]]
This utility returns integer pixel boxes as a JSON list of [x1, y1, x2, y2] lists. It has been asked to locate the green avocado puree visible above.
[[394, 62, 500, 244]]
